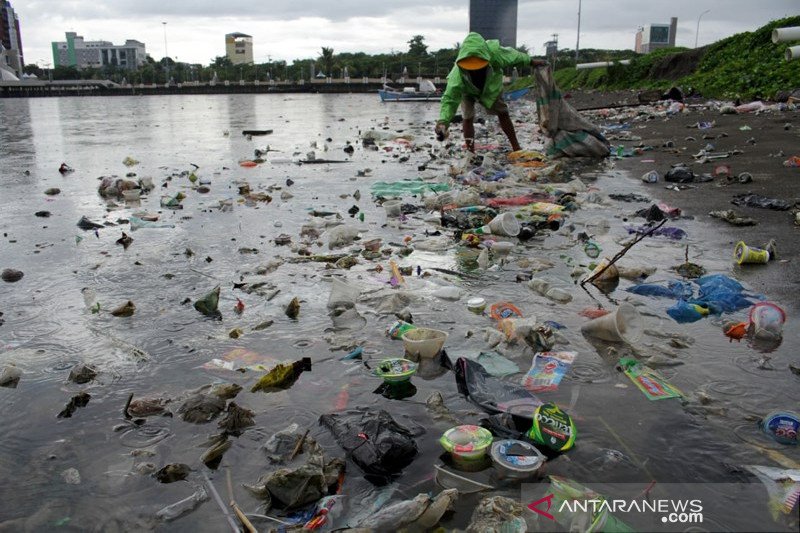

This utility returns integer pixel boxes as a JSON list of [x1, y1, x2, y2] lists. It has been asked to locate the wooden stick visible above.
[[581, 219, 667, 287], [289, 429, 310, 461], [201, 471, 240, 533], [226, 469, 257, 533], [123, 393, 133, 420]]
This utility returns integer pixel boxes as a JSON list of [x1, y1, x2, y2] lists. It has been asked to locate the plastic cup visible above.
[[580, 302, 643, 344], [589, 257, 619, 283], [486, 212, 521, 237], [748, 302, 785, 340], [383, 201, 402, 217], [734, 241, 769, 265], [401, 327, 448, 359]]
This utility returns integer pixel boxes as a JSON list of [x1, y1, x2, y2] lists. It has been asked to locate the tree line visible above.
[[23, 34, 635, 85]]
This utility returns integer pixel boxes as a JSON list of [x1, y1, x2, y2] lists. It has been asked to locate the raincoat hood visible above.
[[456, 32, 492, 68], [438, 33, 531, 125]]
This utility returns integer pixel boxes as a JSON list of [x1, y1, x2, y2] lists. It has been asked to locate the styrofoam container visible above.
[[402, 327, 448, 359]]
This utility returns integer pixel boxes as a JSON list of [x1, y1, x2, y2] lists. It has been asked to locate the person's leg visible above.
[[461, 97, 476, 152], [497, 112, 521, 152], [462, 118, 475, 152]]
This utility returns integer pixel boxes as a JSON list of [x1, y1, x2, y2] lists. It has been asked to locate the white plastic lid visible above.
[[490, 439, 545, 472]]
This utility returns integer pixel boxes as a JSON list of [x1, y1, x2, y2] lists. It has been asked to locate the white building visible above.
[[52, 32, 146, 70], [225, 33, 253, 65]]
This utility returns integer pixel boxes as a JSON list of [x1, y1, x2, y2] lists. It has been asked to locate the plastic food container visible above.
[[440, 425, 493, 469], [372, 358, 418, 383], [490, 439, 545, 480], [401, 327, 448, 359], [467, 297, 487, 314]]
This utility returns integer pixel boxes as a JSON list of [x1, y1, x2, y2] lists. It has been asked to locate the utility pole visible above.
[[575, 0, 582, 63], [162, 22, 169, 84]]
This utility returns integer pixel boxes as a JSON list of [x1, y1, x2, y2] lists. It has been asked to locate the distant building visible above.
[[51, 32, 146, 70], [225, 33, 253, 65], [0, 0, 23, 76], [469, 0, 518, 48], [635, 17, 677, 53]]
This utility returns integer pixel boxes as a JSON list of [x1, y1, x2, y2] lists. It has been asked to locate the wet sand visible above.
[[569, 92, 800, 311]]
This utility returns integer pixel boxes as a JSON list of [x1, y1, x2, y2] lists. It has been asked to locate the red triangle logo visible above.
[[527, 493, 555, 521]]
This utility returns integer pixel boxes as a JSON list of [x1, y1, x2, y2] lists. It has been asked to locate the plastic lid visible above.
[[490, 440, 545, 472], [467, 297, 486, 308]]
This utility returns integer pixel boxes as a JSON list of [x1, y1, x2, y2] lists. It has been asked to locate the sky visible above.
[[12, 0, 798, 67]]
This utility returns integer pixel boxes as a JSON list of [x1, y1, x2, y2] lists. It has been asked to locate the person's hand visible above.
[[435, 122, 449, 141], [531, 59, 549, 68]]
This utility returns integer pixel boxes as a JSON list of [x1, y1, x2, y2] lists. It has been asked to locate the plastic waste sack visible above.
[[319, 408, 421, 482], [533, 67, 610, 158]]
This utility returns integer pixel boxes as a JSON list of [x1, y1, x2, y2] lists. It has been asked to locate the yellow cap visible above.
[[457, 56, 489, 70]]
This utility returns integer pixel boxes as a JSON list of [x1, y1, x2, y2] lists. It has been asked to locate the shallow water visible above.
[[0, 94, 797, 531]]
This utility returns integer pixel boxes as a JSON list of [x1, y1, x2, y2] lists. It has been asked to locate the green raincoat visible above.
[[438, 32, 531, 125]]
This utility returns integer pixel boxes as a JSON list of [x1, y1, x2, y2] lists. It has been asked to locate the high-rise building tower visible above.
[[469, 0, 518, 48], [0, 0, 23, 75], [225, 33, 254, 65]]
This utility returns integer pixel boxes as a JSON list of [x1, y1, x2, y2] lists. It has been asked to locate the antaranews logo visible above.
[[527, 494, 704, 526]]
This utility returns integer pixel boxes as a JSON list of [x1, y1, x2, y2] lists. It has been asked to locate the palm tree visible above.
[[320, 47, 335, 77]]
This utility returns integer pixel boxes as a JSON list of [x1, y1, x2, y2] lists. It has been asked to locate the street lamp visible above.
[[695, 10, 710, 49], [575, 0, 582, 63], [162, 22, 169, 83]]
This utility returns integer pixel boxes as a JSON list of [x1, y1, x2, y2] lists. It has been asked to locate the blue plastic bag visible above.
[[667, 300, 710, 323]]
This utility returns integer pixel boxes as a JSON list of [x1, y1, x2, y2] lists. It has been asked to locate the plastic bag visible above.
[[450, 356, 542, 418], [319, 408, 420, 482]]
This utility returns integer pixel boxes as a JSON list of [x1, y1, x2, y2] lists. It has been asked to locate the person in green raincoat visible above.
[[435, 32, 548, 152]]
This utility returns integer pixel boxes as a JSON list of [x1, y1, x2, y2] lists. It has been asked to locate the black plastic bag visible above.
[[319, 408, 419, 483], [665, 166, 694, 183], [448, 356, 541, 419]]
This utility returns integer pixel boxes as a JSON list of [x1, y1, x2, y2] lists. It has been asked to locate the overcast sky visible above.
[[13, 0, 798, 67]]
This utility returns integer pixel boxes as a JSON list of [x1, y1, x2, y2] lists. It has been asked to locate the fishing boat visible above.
[[379, 79, 441, 102]]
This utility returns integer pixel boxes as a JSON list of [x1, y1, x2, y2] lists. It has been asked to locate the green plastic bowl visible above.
[[373, 358, 418, 383]]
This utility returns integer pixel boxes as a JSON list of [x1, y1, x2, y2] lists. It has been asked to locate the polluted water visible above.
[[0, 92, 798, 531]]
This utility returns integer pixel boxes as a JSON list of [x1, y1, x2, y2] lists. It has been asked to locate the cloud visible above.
[[13, 0, 798, 66]]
